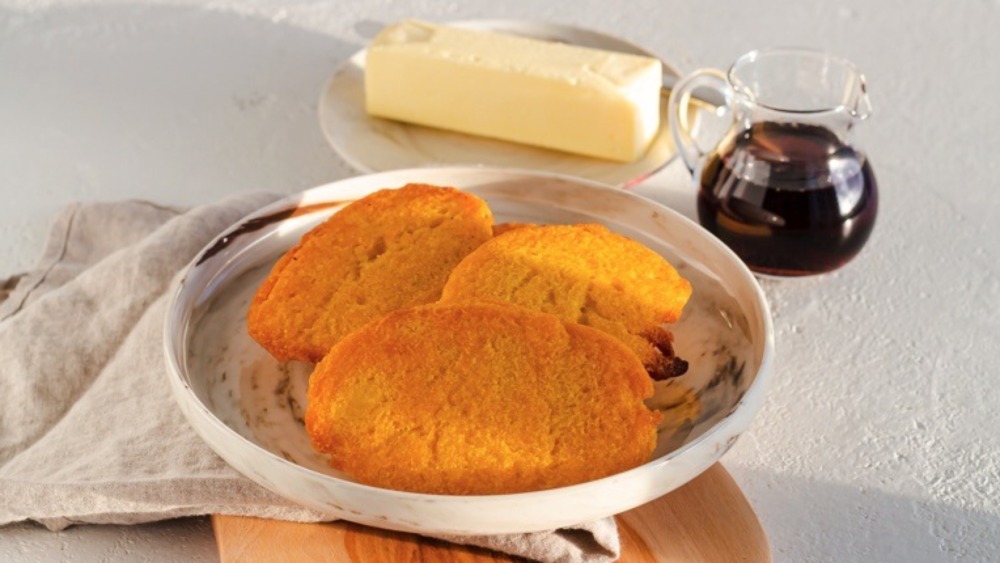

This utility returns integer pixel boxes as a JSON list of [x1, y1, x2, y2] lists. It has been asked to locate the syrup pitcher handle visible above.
[[667, 68, 732, 173]]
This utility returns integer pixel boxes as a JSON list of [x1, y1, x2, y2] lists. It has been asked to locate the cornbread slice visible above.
[[248, 184, 493, 363], [305, 302, 660, 495], [441, 224, 692, 380]]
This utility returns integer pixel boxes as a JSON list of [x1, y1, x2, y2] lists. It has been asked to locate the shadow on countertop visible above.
[[731, 467, 999, 562]]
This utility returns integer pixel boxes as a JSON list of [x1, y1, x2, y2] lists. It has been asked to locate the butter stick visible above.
[[364, 20, 662, 162]]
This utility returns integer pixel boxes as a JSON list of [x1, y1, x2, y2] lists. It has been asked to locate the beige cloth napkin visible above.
[[0, 195, 620, 563]]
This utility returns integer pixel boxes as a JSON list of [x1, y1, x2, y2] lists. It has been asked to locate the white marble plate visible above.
[[163, 167, 774, 536], [319, 20, 688, 188]]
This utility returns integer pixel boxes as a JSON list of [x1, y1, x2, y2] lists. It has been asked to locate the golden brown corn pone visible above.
[[441, 224, 692, 380], [305, 302, 660, 495], [248, 184, 493, 363]]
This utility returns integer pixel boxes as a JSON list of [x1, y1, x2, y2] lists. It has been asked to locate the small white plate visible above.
[[319, 20, 687, 187], [164, 167, 774, 536]]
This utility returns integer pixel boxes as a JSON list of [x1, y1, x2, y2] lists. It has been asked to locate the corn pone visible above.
[[306, 302, 659, 494], [364, 20, 663, 162]]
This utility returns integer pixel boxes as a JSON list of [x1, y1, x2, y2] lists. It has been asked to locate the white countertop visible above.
[[1, 0, 997, 561]]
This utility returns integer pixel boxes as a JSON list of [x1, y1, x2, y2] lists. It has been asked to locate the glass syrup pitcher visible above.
[[669, 48, 877, 277]]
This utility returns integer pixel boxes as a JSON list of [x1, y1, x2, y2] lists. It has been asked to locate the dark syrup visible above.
[[697, 122, 877, 276]]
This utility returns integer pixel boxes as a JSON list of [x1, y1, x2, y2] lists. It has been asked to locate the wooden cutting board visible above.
[[213, 463, 769, 562]]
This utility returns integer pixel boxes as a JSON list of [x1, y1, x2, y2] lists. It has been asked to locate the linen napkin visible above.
[[0, 195, 620, 563]]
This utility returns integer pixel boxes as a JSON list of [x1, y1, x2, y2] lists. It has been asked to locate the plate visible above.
[[319, 20, 689, 187], [164, 167, 773, 536]]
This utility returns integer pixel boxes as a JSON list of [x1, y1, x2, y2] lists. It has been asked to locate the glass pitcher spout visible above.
[[845, 71, 873, 121]]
